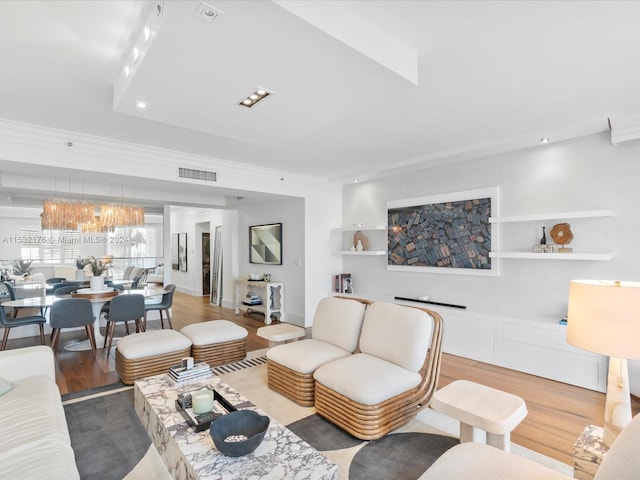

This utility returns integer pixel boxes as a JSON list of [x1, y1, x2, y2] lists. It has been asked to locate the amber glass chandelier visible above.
[[41, 200, 95, 230], [100, 203, 144, 228], [81, 216, 114, 233]]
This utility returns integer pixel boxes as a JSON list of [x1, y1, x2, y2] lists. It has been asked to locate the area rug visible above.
[[63, 350, 572, 479]]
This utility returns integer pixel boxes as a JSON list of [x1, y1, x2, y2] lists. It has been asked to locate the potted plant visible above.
[[85, 256, 106, 291], [11, 260, 33, 279]]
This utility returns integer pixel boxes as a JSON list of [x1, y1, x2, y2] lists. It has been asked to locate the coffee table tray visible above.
[[176, 389, 237, 432]]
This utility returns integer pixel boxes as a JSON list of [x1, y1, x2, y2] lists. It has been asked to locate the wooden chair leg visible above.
[[1, 327, 10, 350], [106, 322, 115, 356], [159, 310, 164, 329], [39, 324, 45, 346], [143, 312, 148, 331], [124, 321, 130, 335], [165, 309, 173, 329], [103, 322, 110, 348], [85, 325, 96, 357], [51, 329, 60, 352]]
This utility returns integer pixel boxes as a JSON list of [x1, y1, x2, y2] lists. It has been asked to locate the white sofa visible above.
[[421, 412, 640, 479], [0, 346, 80, 479]]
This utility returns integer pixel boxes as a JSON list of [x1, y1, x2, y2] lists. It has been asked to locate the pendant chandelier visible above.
[[100, 203, 145, 228], [41, 199, 95, 230], [41, 200, 144, 231]]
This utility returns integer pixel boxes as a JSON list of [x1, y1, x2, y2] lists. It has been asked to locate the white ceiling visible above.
[[1, 0, 639, 191]]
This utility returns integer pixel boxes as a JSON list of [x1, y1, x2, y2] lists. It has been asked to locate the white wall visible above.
[[340, 132, 640, 392], [236, 197, 306, 325]]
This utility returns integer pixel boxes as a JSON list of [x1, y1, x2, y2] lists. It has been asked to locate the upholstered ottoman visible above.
[[180, 320, 248, 366], [115, 329, 192, 385]]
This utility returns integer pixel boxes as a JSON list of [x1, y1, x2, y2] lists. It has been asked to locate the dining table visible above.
[[3, 285, 167, 351]]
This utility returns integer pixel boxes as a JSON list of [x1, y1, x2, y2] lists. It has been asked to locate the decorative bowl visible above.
[[248, 273, 262, 281], [210, 410, 270, 457]]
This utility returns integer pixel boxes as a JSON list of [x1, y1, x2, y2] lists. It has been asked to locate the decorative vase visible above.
[[356, 239, 364, 251], [90, 276, 105, 291], [540, 227, 547, 245]]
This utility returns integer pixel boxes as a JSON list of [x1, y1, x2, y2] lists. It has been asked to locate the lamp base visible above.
[[604, 357, 632, 447]]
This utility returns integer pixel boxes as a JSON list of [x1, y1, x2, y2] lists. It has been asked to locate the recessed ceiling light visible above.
[[540, 137, 550, 144], [239, 88, 271, 108], [353, 178, 359, 183], [124, 66, 130, 78], [132, 47, 140, 63], [136, 101, 148, 109], [143, 26, 151, 43]]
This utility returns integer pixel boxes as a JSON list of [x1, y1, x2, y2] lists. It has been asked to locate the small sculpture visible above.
[[550, 223, 573, 252]]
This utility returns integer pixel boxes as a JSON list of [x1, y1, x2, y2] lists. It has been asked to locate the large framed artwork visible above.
[[171, 233, 179, 271], [250, 223, 282, 265], [178, 233, 188, 272], [387, 187, 498, 276]]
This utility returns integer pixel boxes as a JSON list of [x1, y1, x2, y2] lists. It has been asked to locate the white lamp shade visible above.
[[567, 280, 640, 360]]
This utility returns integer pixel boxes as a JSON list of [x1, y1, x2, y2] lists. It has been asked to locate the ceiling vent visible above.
[[178, 167, 217, 182]]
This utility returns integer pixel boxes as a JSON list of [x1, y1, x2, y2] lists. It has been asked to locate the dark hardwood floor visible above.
[[5, 292, 638, 466]]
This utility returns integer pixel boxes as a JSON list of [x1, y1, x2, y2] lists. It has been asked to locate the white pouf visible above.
[[115, 329, 192, 384], [180, 320, 248, 366]]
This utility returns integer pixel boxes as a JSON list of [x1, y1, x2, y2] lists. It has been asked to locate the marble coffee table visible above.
[[135, 373, 337, 479]]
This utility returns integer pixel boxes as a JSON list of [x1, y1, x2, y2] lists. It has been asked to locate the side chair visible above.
[[0, 302, 46, 350], [104, 294, 145, 355], [144, 284, 176, 330], [49, 298, 97, 356]]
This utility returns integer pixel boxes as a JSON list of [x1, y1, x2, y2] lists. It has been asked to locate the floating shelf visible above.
[[332, 250, 386, 256], [489, 209, 614, 223], [330, 225, 387, 232], [490, 251, 615, 261]]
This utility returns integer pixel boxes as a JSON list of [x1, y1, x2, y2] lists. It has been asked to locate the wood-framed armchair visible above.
[[313, 302, 444, 440]]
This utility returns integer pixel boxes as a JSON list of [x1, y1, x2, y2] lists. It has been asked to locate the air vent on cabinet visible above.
[[178, 167, 217, 182]]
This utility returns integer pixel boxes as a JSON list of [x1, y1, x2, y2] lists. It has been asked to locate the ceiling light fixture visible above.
[[143, 26, 151, 43], [194, 2, 224, 23], [136, 101, 148, 109], [239, 88, 271, 108], [132, 47, 140, 64], [540, 137, 550, 144]]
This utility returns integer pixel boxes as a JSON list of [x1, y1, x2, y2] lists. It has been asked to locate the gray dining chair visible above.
[[0, 282, 18, 318], [144, 284, 176, 330], [49, 298, 97, 356], [104, 294, 145, 355], [0, 300, 46, 350], [53, 285, 80, 296]]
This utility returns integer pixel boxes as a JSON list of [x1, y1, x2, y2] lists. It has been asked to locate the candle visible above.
[[191, 388, 214, 414]]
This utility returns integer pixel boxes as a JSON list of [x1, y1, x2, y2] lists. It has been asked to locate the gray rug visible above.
[[286, 413, 459, 479], [63, 386, 150, 480]]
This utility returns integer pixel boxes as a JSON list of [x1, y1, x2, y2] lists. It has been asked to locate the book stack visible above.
[[167, 362, 212, 385]]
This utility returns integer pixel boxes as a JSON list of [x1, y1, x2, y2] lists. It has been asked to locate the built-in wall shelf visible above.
[[331, 250, 386, 256], [331, 225, 387, 256], [490, 209, 614, 261], [489, 209, 614, 223], [330, 225, 387, 232], [490, 251, 615, 261]]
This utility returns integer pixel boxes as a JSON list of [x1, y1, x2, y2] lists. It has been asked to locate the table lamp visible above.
[[567, 279, 640, 447]]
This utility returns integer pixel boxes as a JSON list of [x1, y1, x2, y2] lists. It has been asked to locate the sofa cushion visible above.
[[0, 375, 71, 451], [311, 297, 366, 352], [267, 339, 352, 374], [313, 353, 422, 405], [359, 302, 433, 372]]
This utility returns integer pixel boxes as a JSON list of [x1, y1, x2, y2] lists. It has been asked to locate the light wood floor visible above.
[[5, 292, 638, 466]]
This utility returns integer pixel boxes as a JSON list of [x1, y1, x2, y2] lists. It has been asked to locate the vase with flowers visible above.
[[86, 256, 107, 291]]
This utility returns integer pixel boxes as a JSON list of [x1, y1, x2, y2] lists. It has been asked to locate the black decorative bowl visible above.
[[210, 410, 270, 457]]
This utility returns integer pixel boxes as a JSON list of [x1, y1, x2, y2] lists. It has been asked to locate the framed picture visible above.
[[171, 233, 179, 271], [387, 187, 498, 276], [250, 223, 282, 265], [178, 233, 188, 272]]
